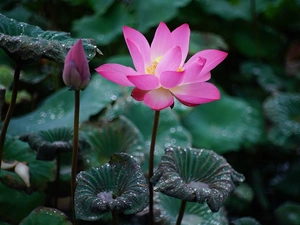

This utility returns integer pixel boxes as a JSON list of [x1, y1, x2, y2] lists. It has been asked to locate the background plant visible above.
[[0, 0, 300, 225]]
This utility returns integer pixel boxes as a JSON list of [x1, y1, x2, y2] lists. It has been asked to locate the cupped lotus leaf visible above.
[[80, 116, 145, 168], [264, 93, 300, 147], [19, 207, 72, 225], [181, 90, 265, 154], [232, 217, 261, 225], [154, 193, 228, 225], [75, 153, 149, 221], [19, 127, 88, 160], [275, 202, 300, 225], [0, 13, 101, 63], [1, 136, 56, 191], [150, 146, 245, 212]]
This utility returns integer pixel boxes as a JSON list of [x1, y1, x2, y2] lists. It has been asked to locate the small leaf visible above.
[[19, 207, 72, 225], [232, 217, 261, 225], [20, 127, 88, 161], [151, 146, 244, 212], [0, 13, 100, 63], [80, 116, 145, 168], [75, 153, 149, 221], [275, 202, 300, 225]]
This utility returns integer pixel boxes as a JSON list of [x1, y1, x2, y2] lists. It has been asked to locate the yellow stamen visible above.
[[146, 56, 162, 74]]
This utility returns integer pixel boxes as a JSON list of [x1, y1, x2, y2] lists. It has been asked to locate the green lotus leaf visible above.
[[6, 74, 122, 136], [155, 193, 229, 225], [181, 90, 265, 154], [1, 137, 56, 191], [150, 146, 245, 212], [264, 93, 300, 147], [275, 202, 300, 225], [274, 162, 300, 199], [232, 217, 261, 225], [19, 127, 88, 161], [0, 13, 101, 63], [19, 207, 72, 225], [0, 182, 46, 224], [189, 31, 228, 54], [75, 153, 149, 221], [80, 116, 145, 169], [225, 183, 254, 212], [102, 96, 192, 168]]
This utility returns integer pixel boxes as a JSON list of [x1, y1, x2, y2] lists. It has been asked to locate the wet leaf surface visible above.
[[75, 153, 149, 221], [151, 146, 245, 212]]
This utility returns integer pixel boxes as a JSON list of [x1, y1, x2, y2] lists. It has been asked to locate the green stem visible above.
[[54, 151, 61, 208], [112, 211, 118, 225], [71, 90, 80, 225], [176, 200, 187, 225], [0, 62, 21, 172], [148, 110, 160, 225]]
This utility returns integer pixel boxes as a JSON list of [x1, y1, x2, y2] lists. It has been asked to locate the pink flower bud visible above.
[[63, 39, 91, 91]]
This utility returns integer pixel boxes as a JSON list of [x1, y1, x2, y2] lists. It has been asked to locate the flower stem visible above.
[[0, 62, 21, 172], [176, 200, 187, 225], [71, 90, 80, 225], [54, 151, 61, 208], [112, 211, 118, 225], [148, 110, 160, 225]]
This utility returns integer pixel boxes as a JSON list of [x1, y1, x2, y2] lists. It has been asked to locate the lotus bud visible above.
[[63, 39, 91, 91], [14, 162, 30, 187]]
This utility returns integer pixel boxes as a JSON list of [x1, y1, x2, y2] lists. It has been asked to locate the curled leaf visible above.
[[75, 153, 149, 221], [151, 146, 245, 212], [14, 162, 30, 187], [20, 127, 88, 160]]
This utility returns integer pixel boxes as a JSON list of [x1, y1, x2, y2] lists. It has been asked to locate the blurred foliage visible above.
[[0, 0, 300, 224]]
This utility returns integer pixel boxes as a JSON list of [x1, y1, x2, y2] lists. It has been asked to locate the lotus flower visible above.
[[96, 22, 227, 110], [63, 39, 91, 91]]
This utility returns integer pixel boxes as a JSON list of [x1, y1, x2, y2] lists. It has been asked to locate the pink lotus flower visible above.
[[63, 39, 91, 91], [96, 22, 227, 110]]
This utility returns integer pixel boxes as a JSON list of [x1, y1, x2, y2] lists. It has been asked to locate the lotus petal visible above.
[[151, 146, 245, 212]]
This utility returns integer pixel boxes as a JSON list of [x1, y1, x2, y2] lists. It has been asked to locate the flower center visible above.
[[145, 56, 162, 74]]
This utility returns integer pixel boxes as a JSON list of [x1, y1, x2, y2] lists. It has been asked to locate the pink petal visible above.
[[185, 50, 228, 76], [65, 39, 90, 81], [131, 88, 149, 101], [171, 82, 220, 106], [160, 71, 184, 89], [156, 46, 182, 76], [125, 39, 145, 73], [171, 23, 190, 66], [150, 22, 171, 60], [123, 26, 151, 65], [182, 58, 211, 84], [144, 88, 174, 110], [95, 63, 137, 86], [127, 74, 160, 90]]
